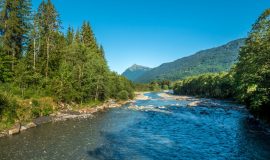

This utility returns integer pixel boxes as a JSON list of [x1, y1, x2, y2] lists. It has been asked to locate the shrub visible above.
[[117, 90, 129, 100], [0, 93, 18, 129], [41, 106, 54, 116]]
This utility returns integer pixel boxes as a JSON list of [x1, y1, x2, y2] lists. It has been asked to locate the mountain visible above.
[[135, 38, 246, 83], [122, 64, 152, 81]]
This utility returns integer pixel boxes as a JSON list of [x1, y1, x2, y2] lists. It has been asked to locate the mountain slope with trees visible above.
[[174, 9, 270, 122], [135, 38, 245, 83], [122, 64, 151, 81]]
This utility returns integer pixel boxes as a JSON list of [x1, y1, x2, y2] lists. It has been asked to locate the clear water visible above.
[[0, 92, 270, 160]]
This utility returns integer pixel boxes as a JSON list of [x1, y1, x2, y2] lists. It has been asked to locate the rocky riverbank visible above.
[[158, 91, 245, 109], [134, 92, 150, 100], [0, 99, 132, 138], [158, 92, 196, 101]]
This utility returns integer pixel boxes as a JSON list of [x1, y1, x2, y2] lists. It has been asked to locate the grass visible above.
[[72, 100, 102, 110], [0, 86, 58, 132]]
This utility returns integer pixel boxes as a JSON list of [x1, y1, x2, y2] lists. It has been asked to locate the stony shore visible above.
[[158, 92, 196, 101], [158, 91, 244, 109], [134, 92, 150, 100], [0, 99, 132, 138]]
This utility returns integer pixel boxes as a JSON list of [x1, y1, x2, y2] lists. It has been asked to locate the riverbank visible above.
[[158, 91, 245, 109], [0, 99, 132, 138], [134, 92, 150, 100], [158, 92, 196, 101]]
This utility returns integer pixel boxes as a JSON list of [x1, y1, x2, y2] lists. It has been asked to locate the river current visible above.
[[0, 92, 270, 160]]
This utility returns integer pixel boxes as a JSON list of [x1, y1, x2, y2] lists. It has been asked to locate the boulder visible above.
[[0, 132, 7, 138], [25, 122, 37, 129], [8, 123, 21, 135], [20, 126, 27, 132], [187, 101, 201, 107]]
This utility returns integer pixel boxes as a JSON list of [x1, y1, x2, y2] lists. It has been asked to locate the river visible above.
[[0, 92, 270, 160]]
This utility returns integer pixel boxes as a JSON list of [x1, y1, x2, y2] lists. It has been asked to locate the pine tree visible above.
[[66, 26, 74, 45], [0, 0, 32, 81], [36, 0, 60, 79], [74, 28, 81, 44], [99, 45, 105, 59], [81, 21, 97, 49]]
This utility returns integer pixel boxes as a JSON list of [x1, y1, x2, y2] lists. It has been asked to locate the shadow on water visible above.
[[86, 116, 270, 160], [87, 145, 124, 160], [87, 132, 127, 160], [87, 131, 165, 160]]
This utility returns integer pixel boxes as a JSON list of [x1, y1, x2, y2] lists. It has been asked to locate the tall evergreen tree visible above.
[[74, 28, 81, 44], [66, 26, 74, 45], [0, 0, 32, 81], [99, 45, 105, 59], [81, 21, 97, 49], [36, 0, 60, 79]]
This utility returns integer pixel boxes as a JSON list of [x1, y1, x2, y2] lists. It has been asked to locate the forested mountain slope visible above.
[[135, 38, 245, 83]]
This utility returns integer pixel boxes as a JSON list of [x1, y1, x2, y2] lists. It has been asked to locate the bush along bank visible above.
[[0, 92, 133, 138]]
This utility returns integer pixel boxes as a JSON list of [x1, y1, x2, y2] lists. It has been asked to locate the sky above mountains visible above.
[[33, 0, 270, 73]]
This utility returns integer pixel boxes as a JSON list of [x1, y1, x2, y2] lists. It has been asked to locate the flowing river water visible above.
[[1, 92, 270, 160]]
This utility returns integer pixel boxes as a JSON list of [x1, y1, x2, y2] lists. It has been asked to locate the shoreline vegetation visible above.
[[173, 9, 270, 122], [0, 92, 150, 138], [0, 98, 134, 138], [0, 0, 134, 138], [0, 92, 149, 138]]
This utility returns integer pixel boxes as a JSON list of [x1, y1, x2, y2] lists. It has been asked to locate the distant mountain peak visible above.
[[122, 64, 151, 81], [131, 64, 140, 67], [128, 64, 151, 71]]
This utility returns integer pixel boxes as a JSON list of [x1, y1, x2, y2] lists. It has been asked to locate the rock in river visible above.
[[8, 123, 21, 135], [25, 122, 37, 129]]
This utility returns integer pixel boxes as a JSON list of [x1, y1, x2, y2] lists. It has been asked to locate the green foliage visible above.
[[233, 9, 270, 117], [117, 90, 129, 100], [134, 80, 172, 92], [0, 93, 18, 128], [134, 83, 151, 92], [149, 82, 161, 91], [108, 72, 134, 100], [0, 0, 32, 82], [0, 0, 134, 130], [0, 50, 14, 82], [135, 39, 245, 83], [173, 9, 270, 121], [174, 72, 234, 99]]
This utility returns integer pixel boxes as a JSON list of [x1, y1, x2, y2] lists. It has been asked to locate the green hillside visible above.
[[135, 38, 245, 83]]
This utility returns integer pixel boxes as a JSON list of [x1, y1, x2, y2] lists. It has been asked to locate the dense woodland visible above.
[[174, 9, 270, 121], [0, 0, 134, 129], [135, 80, 172, 92]]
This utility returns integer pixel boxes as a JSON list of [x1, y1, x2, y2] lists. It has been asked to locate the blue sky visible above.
[[33, 0, 270, 73]]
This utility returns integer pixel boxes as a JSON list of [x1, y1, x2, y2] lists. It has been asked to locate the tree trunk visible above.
[[46, 37, 50, 79], [33, 38, 36, 70], [95, 77, 100, 101], [12, 50, 15, 71]]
